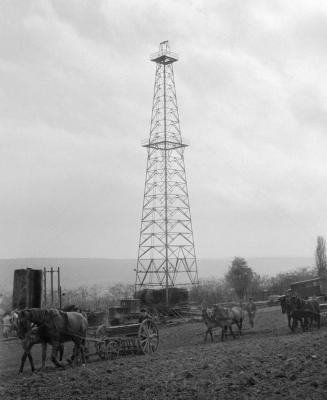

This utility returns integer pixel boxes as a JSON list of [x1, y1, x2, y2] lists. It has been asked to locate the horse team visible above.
[[202, 294, 321, 343], [202, 304, 244, 342], [3, 294, 323, 373], [8, 308, 88, 373], [279, 294, 320, 332]]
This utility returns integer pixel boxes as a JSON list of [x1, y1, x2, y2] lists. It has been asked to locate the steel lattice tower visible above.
[[135, 41, 199, 299]]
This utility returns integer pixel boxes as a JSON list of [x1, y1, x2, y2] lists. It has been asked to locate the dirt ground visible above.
[[1, 306, 327, 399]]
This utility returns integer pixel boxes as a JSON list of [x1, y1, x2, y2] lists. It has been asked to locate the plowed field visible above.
[[1, 306, 327, 399]]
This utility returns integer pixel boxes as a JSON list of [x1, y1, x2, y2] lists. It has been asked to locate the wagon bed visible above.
[[84, 319, 159, 361]]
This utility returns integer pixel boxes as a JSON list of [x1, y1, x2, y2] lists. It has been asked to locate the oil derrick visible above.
[[135, 41, 199, 303]]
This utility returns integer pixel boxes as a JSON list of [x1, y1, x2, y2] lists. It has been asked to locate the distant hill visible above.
[[0, 256, 314, 293], [0, 258, 135, 293]]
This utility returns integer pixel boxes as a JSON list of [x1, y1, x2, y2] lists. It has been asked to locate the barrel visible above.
[[12, 268, 42, 309]]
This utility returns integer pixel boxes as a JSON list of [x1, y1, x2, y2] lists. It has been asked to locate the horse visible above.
[[231, 305, 244, 333], [18, 325, 64, 373], [289, 296, 320, 331], [202, 305, 242, 342], [17, 308, 88, 368], [10, 311, 65, 373]]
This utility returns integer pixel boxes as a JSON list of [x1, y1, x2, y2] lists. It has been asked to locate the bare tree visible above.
[[315, 236, 327, 278]]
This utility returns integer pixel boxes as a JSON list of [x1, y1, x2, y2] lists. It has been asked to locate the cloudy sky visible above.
[[1, 0, 327, 260]]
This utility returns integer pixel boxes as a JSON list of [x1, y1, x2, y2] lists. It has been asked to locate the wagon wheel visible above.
[[138, 319, 159, 354], [107, 339, 121, 360], [95, 338, 109, 360]]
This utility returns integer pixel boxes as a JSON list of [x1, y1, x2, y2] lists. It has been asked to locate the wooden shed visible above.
[[290, 277, 327, 298]]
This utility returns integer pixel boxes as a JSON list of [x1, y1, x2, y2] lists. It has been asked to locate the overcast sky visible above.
[[1, 0, 327, 260]]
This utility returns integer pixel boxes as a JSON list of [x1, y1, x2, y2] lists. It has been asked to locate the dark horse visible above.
[[17, 308, 88, 369], [289, 296, 320, 331], [19, 325, 64, 373]]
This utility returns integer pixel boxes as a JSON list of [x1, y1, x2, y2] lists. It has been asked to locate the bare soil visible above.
[[1, 306, 327, 399]]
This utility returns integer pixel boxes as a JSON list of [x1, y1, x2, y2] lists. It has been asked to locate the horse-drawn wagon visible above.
[[84, 318, 159, 361], [9, 308, 159, 373]]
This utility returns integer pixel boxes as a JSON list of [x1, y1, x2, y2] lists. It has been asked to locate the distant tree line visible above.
[[1, 236, 326, 311], [190, 235, 327, 305], [0, 265, 319, 311], [189, 262, 316, 305]]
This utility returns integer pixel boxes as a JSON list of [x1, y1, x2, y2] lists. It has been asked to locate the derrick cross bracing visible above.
[[135, 41, 199, 301]]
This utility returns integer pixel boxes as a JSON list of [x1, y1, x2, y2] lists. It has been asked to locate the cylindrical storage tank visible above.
[[12, 268, 42, 309], [28, 269, 42, 308]]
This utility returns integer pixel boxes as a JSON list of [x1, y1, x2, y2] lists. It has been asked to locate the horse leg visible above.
[[27, 351, 36, 373], [66, 345, 76, 365], [59, 343, 64, 361], [310, 314, 314, 330], [288, 314, 297, 331], [19, 351, 28, 373], [67, 343, 81, 366], [73, 342, 79, 365], [73, 339, 86, 365], [51, 343, 65, 369], [236, 320, 242, 336], [301, 317, 307, 332], [80, 339, 86, 365], [209, 328, 213, 342], [221, 327, 225, 342], [229, 326, 236, 339], [204, 328, 209, 342], [306, 316, 311, 331], [41, 342, 47, 371], [301, 314, 308, 331]]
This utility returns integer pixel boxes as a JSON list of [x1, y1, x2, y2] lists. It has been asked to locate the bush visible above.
[[61, 283, 134, 311]]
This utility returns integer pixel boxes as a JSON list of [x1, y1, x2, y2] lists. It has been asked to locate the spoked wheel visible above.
[[138, 319, 159, 354], [95, 338, 121, 360], [107, 339, 121, 359], [95, 338, 109, 360]]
